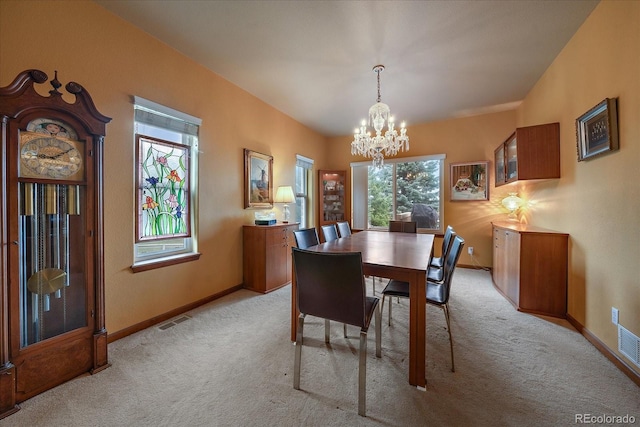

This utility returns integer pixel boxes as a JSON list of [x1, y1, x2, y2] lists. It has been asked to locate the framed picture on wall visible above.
[[450, 161, 490, 201], [244, 148, 273, 209], [576, 97, 619, 161]]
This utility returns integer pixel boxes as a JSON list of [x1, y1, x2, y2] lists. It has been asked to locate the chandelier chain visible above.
[[376, 68, 381, 103]]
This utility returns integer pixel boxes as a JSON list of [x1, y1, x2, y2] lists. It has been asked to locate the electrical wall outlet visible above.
[[468, 246, 474, 256], [612, 307, 619, 325]]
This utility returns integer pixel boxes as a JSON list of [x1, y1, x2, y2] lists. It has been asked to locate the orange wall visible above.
[[0, 0, 328, 333], [515, 0, 639, 373]]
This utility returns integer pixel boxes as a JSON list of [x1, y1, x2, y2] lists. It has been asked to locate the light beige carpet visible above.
[[2, 268, 638, 426]]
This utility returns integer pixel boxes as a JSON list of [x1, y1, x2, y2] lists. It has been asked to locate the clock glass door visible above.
[[18, 182, 87, 346]]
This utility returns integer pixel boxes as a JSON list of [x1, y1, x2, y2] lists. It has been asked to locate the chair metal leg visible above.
[[372, 277, 376, 295], [442, 304, 455, 372], [344, 323, 347, 338], [294, 314, 305, 389], [374, 303, 381, 358], [358, 330, 367, 416], [324, 319, 330, 343], [379, 294, 386, 326], [388, 295, 393, 326]]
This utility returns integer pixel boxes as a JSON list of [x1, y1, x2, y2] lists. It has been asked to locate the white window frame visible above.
[[351, 154, 445, 233], [295, 154, 314, 228], [132, 96, 201, 271]]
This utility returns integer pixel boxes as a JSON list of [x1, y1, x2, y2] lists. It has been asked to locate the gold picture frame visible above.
[[576, 98, 619, 161], [244, 149, 273, 209]]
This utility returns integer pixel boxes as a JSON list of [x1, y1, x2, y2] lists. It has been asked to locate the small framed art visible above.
[[576, 98, 619, 161], [244, 149, 273, 208], [450, 161, 489, 201]]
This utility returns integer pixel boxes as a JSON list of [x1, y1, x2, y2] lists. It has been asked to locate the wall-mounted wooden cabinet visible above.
[[494, 122, 560, 187], [319, 170, 346, 226], [243, 223, 298, 293], [492, 222, 568, 318]]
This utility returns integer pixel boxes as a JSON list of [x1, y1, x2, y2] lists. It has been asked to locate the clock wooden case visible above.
[[0, 70, 111, 418]]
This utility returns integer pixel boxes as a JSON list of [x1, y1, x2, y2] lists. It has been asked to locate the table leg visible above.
[[409, 270, 427, 388]]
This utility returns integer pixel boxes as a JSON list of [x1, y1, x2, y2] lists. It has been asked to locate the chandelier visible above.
[[351, 65, 409, 168]]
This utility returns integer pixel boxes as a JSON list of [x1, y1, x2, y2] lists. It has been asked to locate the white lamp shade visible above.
[[274, 186, 295, 204]]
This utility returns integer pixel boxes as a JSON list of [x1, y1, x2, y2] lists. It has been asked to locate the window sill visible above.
[[130, 252, 201, 273]]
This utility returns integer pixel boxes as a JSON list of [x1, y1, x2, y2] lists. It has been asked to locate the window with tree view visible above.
[[352, 155, 444, 233]]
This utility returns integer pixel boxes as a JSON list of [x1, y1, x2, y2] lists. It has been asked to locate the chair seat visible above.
[[381, 279, 446, 305], [430, 257, 444, 268], [380, 279, 409, 298], [427, 265, 444, 283]]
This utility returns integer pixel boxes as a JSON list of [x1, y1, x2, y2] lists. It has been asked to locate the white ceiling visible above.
[[94, 0, 599, 137]]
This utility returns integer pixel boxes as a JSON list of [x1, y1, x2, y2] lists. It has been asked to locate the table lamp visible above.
[[502, 192, 523, 219], [274, 185, 295, 223]]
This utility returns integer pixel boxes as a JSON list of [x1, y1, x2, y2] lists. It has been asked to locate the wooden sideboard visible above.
[[243, 223, 299, 293], [492, 222, 569, 318]]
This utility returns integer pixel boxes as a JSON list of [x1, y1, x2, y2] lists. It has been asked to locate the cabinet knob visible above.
[[12, 241, 18, 245]]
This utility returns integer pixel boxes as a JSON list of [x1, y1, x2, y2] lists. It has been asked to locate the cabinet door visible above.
[[492, 227, 503, 289], [319, 170, 346, 226], [494, 145, 505, 185], [284, 225, 297, 283], [503, 230, 521, 305], [265, 228, 287, 290], [505, 134, 518, 183], [515, 123, 560, 180]]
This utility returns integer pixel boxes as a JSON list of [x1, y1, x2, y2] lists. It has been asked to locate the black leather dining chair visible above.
[[292, 248, 381, 417], [321, 224, 339, 242], [380, 235, 465, 372], [336, 221, 352, 238], [294, 226, 347, 337], [431, 225, 455, 269], [389, 220, 417, 233], [293, 227, 319, 249]]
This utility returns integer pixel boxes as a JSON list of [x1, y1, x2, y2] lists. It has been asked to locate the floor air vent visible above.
[[618, 324, 640, 368], [159, 315, 191, 330]]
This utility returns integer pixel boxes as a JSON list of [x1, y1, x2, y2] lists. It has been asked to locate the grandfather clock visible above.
[[0, 70, 111, 417]]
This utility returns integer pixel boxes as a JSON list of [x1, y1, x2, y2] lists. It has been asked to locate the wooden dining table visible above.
[[290, 230, 434, 388]]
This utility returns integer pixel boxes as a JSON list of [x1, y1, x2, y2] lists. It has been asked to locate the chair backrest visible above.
[[429, 235, 465, 304], [440, 225, 455, 258], [292, 248, 367, 328], [293, 227, 319, 249], [321, 224, 339, 242], [336, 221, 352, 238], [389, 221, 417, 233]]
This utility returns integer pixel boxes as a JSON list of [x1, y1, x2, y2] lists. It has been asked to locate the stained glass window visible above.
[[136, 135, 190, 241]]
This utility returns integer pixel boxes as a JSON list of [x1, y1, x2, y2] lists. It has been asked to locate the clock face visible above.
[[19, 131, 84, 181]]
